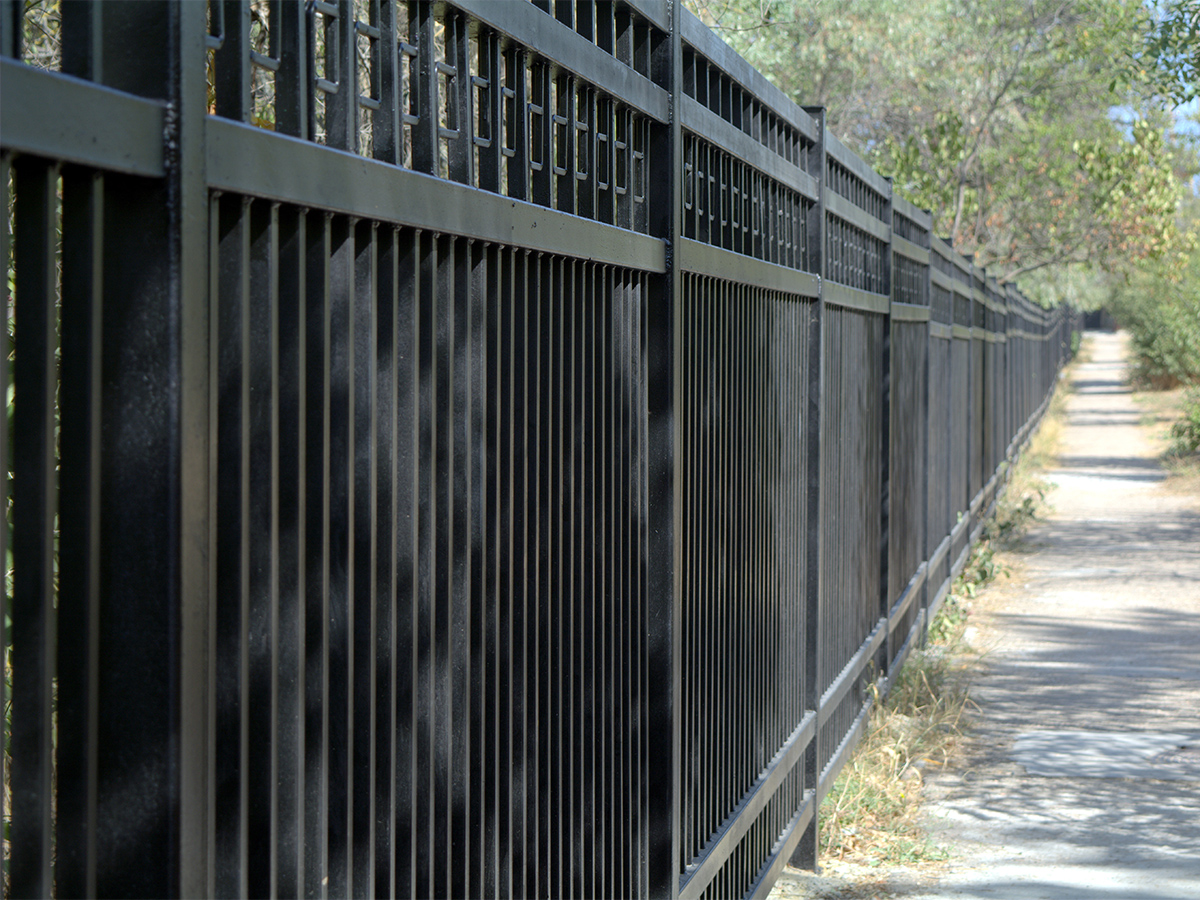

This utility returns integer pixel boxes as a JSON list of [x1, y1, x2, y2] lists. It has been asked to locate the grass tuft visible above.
[[1134, 385, 1200, 501], [818, 634, 972, 865]]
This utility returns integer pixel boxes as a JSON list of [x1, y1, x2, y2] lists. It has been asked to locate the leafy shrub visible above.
[[927, 594, 969, 644], [1169, 389, 1200, 457], [1126, 302, 1200, 389], [1109, 233, 1200, 389]]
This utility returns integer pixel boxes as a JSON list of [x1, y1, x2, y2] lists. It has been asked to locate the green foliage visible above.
[[1108, 211, 1200, 389], [1129, 0, 1200, 107], [686, 0, 1192, 285], [1126, 302, 1200, 388], [1169, 389, 1200, 455], [1071, 119, 1187, 264], [953, 542, 1009, 601], [20, 0, 61, 72], [987, 481, 1049, 547], [927, 594, 969, 644]]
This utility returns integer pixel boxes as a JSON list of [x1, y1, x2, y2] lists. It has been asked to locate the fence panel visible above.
[[676, 13, 821, 896], [813, 129, 891, 829], [200, 1, 673, 895], [1, 3, 1082, 897]]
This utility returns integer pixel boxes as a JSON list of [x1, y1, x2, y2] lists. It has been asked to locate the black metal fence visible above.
[[1, 2, 1080, 897]]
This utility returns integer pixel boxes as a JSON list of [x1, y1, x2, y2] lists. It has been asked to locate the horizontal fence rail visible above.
[[1, 2, 1082, 898]]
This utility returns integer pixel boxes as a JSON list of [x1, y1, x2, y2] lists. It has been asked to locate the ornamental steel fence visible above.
[[1, 2, 1081, 898]]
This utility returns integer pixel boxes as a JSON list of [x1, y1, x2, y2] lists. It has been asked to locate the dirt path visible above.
[[772, 331, 1200, 900]]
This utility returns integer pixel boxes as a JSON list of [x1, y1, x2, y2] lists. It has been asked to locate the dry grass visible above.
[[1163, 457, 1200, 499], [818, 642, 974, 865], [1133, 386, 1200, 501], [1133, 385, 1187, 437]]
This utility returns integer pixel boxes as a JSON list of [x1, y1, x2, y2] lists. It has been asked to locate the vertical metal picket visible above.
[[878, 178, 893, 673], [648, 3, 681, 897], [55, 8, 102, 892], [172, 2, 214, 897]]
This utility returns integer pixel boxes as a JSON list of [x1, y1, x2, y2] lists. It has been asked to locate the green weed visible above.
[[926, 595, 968, 645], [1168, 388, 1200, 457]]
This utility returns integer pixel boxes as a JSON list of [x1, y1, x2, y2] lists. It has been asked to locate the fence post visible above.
[[647, 3, 682, 897], [966, 260, 978, 540], [0, 0, 17, 56], [10, 1, 215, 895], [793, 106, 827, 873], [171, 0, 213, 895], [0, 19, 9, 899], [879, 178, 893, 676], [0, 54, 11, 900], [920, 211, 934, 648], [412, 2, 439, 176]]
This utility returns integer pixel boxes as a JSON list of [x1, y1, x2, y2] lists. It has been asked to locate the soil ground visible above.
[[770, 331, 1200, 900]]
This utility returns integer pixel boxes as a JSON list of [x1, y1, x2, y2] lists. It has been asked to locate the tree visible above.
[[686, 0, 1190, 284], [1131, 0, 1200, 106], [1104, 193, 1200, 387]]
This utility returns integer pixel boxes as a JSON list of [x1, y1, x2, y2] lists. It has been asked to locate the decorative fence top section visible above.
[[205, 0, 669, 233], [2, 0, 1053, 321]]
